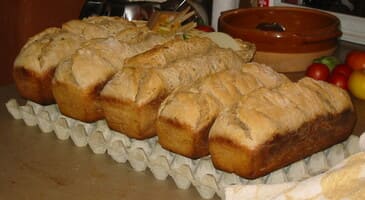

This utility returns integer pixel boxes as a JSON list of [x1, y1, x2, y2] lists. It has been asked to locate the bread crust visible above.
[[101, 46, 251, 139], [13, 67, 55, 105], [101, 96, 163, 139], [52, 79, 107, 122], [156, 64, 290, 158], [13, 28, 82, 105], [157, 116, 214, 158], [123, 37, 216, 69], [209, 109, 356, 179]]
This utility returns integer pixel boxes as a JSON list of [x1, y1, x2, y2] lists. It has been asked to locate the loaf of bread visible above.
[[52, 28, 170, 122], [13, 16, 137, 105], [209, 77, 356, 179], [62, 16, 136, 40], [122, 36, 217, 69], [100, 39, 255, 139], [156, 62, 290, 158], [13, 27, 83, 104]]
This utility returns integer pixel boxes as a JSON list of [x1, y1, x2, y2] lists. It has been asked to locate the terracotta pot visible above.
[[218, 7, 342, 72]]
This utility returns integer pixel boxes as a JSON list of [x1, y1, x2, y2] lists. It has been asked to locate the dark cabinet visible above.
[[0, 0, 84, 85]]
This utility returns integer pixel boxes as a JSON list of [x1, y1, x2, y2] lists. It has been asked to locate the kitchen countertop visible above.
[[0, 85, 213, 200], [0, 40, 364, 200]]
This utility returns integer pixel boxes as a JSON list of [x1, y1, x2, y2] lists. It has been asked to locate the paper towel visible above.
[[211, 0, 239, 30]]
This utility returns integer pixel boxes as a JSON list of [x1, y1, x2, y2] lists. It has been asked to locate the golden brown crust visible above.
[[62, 16, 136, 40], [52, 32, 169, 123], [209, 134, 255, 176], [100, 68, 166, 138], [101, 96, 163, 139], [52, 79, 107, 122], [156, 64, 289, 159], [123, 36, 216, 69], [208, 78, 355, 178], [13, 67, 55, 105], [157, 116, 213, 158], [101, 46, 250, 139], [209, 109, 356, 178], [13, 28, 83, 104]]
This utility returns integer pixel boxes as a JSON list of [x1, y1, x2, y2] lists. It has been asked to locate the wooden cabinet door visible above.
[[0, 0, 84, 85]]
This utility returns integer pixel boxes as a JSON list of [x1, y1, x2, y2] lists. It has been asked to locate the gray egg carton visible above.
[[6, 99, 364, 199]]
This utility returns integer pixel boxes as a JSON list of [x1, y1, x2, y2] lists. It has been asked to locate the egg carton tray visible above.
[[5, 99, 365, 199]]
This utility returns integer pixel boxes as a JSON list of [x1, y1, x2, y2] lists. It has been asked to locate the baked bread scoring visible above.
[[52, 28, 171, 122], [62, 16, 136, 40], [156, 62, 290, 158], [122, 36, 217, 69], [209, 77, 356, 178], [13, 27, 83, 104], [13, 16, 137, 105], [100, 37, 255, 139]]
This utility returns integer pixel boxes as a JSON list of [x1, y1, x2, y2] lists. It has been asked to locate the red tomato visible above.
[[195, 25, 215, 32], [328, 73, 348, 90], [332, 64, 353, 78], [305, 63, 330, 81], [345, 50, 365, 70]]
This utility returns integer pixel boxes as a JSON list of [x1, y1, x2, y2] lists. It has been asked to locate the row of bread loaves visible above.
[[13, 16, 141, 105], [100, 37, 256, 139], [156, 62, 290, 158], [13, 16, 356, 180]]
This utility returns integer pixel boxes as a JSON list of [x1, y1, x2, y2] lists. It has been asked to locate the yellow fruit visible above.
[[348, 70, 365, 100]]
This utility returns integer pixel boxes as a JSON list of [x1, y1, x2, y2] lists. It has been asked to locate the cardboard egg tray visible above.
[[6, 99, 364, 199]]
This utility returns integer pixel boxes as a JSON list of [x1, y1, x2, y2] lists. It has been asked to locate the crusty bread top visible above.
[[116, 26, 169, 45], [240, 62, 290, 88], [53, 37, 123, 88], [53, 28, 171, 89], [62, 16, 136, 40], [14, 27, 83, 73], [298, 77, 353, 114], [52, 20, 174, 89], [209, 77, 353, 149], [101, 46, 247, 105], [158, 69, 263, 131], [157, 62, 290, 131], [117, 28, 173, 54], [123, 36, 217, 69], [13, 16, 136, 74]]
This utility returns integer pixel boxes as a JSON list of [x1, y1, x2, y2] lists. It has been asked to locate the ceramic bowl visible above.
[[218, 6, 342, 72]]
